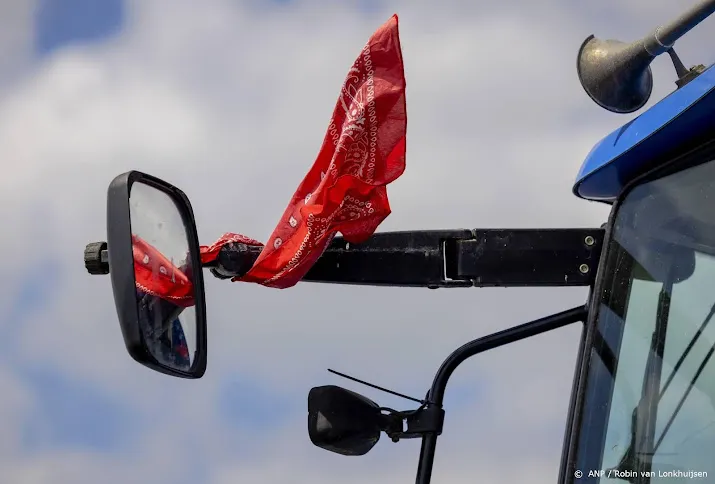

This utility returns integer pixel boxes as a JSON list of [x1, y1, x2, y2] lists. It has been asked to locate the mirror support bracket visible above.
[[379, 406, 445, 444], [298, 228, 604, 288], [403, 407, 445, 439], [88, 228, 604, 288], [325, 306, 588, 482], [413, 305, 588, 484]]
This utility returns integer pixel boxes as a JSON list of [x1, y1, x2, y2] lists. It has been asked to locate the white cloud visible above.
[[0, 0, 713, 483]]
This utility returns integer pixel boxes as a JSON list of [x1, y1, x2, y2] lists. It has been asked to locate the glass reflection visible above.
[[129, 181, 197, 372]]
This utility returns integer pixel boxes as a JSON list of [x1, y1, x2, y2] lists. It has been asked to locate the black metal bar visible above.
[[205, 242, 262, 280], [87, 228, 605, 288], [303, 230, 474, 288], [414, 306, 589, 484], [208, 228, 604, 288], [451, 229, 603, 287]]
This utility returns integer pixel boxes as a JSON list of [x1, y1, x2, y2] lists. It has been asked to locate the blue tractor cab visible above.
[[575, 64, 715, 201]]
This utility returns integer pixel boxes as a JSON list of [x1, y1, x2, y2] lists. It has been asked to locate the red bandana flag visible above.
[[235, 14, 407, 288], [136, 14, 406, 300]]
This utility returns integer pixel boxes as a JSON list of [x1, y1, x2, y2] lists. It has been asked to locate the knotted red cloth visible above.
[[136, 14, 406, 299]]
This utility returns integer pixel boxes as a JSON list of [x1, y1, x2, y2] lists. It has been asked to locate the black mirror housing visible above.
[[106, 170, 208, 379], [308, 385, 383, 456]]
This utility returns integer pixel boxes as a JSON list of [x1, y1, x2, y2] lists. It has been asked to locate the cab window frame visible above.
[[562, 136, 715, 484]]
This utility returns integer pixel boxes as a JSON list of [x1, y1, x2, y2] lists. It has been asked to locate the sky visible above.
[[0, 0, 714, 483]]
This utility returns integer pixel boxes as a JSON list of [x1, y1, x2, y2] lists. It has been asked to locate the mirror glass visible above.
[[129, 181, 198, 373]]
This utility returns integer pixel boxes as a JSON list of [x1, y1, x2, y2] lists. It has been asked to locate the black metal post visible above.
[[414, 305, 589, 484]]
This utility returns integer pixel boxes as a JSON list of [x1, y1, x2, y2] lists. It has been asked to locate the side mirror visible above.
[[307, 385, 383, 456], [106, 171, 207, 379]]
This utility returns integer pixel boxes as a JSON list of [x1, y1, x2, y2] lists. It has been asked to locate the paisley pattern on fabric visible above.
[[186, 14, 407, 291]]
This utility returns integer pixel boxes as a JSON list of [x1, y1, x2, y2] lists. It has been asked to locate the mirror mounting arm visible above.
[[309, 306, 588, 481], [88, 228, 604, 288], [202, 242, 262, 280], [414, 305, 588, 484], [211, 228, 605, 288]]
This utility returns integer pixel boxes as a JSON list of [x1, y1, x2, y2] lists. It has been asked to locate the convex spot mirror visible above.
[[308, 385, 383, 456], [107, 171, 207, 379]]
